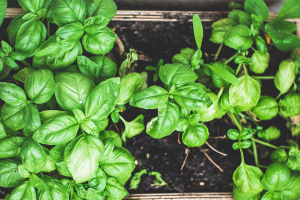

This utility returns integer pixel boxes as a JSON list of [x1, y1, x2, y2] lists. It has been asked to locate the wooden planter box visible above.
[[2, 8, 300, 200]]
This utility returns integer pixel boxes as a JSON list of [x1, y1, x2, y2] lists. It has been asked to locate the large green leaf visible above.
[[84, 0, 117, 20], [18, 0, 44, 13], [0, 82, 27, 105], [0, 159, 25, 188], [278, 0, 300, 19], [249, 50, 270, 74], [265, 19, 297, 44], [13, 67, 36, 83], [64, 134, 104, 183], [252, 96, 278, 120], [21, 138, 47, 173], [41, 147, 56, 173], [209, 25, 233, 44], [279, 93, 300, 117], [233, 184, 261, 200], [85, 77, 120, 120], [274, 60, 295, 96], [245, 0, 269, 21], [0, 0, 7, 27], [7, 14, 26, 46], [89, 167, 106, 193], [24, 104, 41, 134], [205, 62, 238, 86], [228, 10, 251, 26], [38, 175, 69, 200], [105, 177, 128, 200], [172, 48, 195, 66], [55, 72, 95, 112], [101, 146, 135, 177], [84, 15, 110, 35], [146, 102, 180, 139], [55, 22, 84, 41], [8, 181, 36, 200], [52, 0, 86, 26], [224, 24, 253, 50], [182, 124, 209, 147], [33, 115, 79, 145], [1, 103, 27, 130], [39, 110, 68, 123], [281, 172, 300, 200], [25, 69, 55, 104], [50, 143, 69, 163], [15, 19, 47, 58]]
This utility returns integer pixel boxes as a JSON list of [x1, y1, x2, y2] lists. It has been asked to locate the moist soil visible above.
[[0, 17, 293, 197]]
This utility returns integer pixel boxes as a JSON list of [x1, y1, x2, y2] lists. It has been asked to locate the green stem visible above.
[[243, 63, 248, 75], [20, 60, 31, 68], [214, 43, 223, 61], [251, 76, 275, 79], [229, 112, 243, 131], [217, 86, 224, 100], [275, 93, 282, 100], [224, 52, 239, 65], [259, 165, 268, 168], [235, 63, 242, 75], [251, 136, 259, 167], [252, 138, 278, 149], [119, 115, 126, 124], [47, 19, 50, 37], [239, 146, 245, 164]]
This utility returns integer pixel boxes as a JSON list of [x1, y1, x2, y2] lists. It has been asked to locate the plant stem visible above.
[[217, 86, 224, 100], [252, 138, 278, 149], [224, 52, 238, 65], [239, 146, 245, 164], [251, 76, 275, 79], [275, 93, 282, 100], [251, 136, 259, 167], [259, 165, 268, 168], [47, 19, 50, 37], [235, 63, 242, 75], [214, 43, 223, 61], [229, 112, 242, 131], [20, 60, 31, 68]]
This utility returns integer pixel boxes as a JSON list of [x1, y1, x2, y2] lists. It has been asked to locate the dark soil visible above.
[[0, 18, 294, 197]]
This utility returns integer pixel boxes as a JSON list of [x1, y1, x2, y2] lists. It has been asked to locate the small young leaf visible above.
[[252, 96, 278, 120], [249, 50, 270, 74], [227, 129, 239, 140], [224, 24, 253, 50], [279, 92, 300, 117], [182, 124, 209, 147], [274, 60, 295, 95], [193, 14, 203, 49], [1, 40, 12, 53], [121, 114, 144, 141]]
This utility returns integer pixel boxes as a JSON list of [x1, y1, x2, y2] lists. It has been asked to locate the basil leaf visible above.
[[0, 117, 7, 139], [74, 183, 99, 199], [50, 143, 69, 163], [84, 15, 110, 35], [182, 124, 209, 147], [52, 0, 86, 26], [18, 0, 45, 13], [229, 73, 261, 111], [233, 163, 264, 194], [39, 110, 68, 123], [172, 48, 195, 66], [101, 146, 135, 177], [89, 168, 106, 192], [219, 90, 232, 111], [92, 118, 109, 132], [41, 147, 56, 173], [255, 36, 267, 54], [194, 93, 218, 122], [0, 0, 7, 27], [99, 130, 122, 147], [21, 138, 47, 173], [101, 138, 114, 162], [55, 72, 95, 112], [278, 0, 300, 19], [281, 172, 300, 199], [252, 96, 278, 120], [211, 18, 237, 28], [1, 41, 12, 53], [55, 22, 84, 40], [121, 114, 144, 141], [4, 56, 20, 70], [105, 177, 128, 200], [245, 0, 269, 21], [56, 161, 72, 177], [224, 24, 253, 50], [270, 149, 288, 163], [193, 14, 203, 49], [85, 77, 120, 120], [15, 20, 46, 58], [1, 103, 26, 130], [18, 165, 30, 178], [7, 14, 26, 46], [29, 174, 47, 189], [85, 0, 117, 20], [286, 145, 300, 171], [0, 82, 27, 105], [0, 159, 25, 188], [261, 162, 291, 192], [38, 175, 69, 199], [159, 63, 198, 87], [24, 104, 41, 135], [233, 184, 261, 200], [146, 102, 180, 139], [173, 85, 213, 110], [8, 181, 36, 200], [249, 50, 270, 74], [33, 115, 79, 145], [227, 129, 239, 140], [64, 134, 104, 183], [81, 119, 100, 137], [210, 25, 233, 44], [13, 67, 35, 83], [228, 10, 251, 26], [275, 60, 295, 95], [279, 92, 300, 117]]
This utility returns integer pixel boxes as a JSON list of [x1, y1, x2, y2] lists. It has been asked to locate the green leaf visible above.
[[101, 138, 114, 162], [85, 0, 117, 20], [15, 19, 47, 58], [255, 36, 267, 54], [74, 183, 99, 199], [149, 171, 167, 186], [193, 93, 218, 122], [50, 143, 69, 163], [8, 181, 36, 200], [9, 52, 25, 61], [130, 169, 147, 189], [81, 119, 100, 137], [25, 69, 55, 104], [270, 149, 288, 163], [92, 118, 109, 133], [233, 162, 264, 194], [173, 85, 213, 110], [105, 177, 128, 200], [55, 72, 95, 112], [249, 50, 270, 74], [4, 56, 19, 70], [18, 165, 30, 178], [0, 82, 27, 105], [41, 147, 56, 173], [206, 61, 239, 86], [265, 19, 297, 44], [33, 115, 79, 145], [0, 117, 6, 139], [281, 171, 300, 199], [55, 22, 84, 40], [193, 14, 203, 49], [24, 104, 41, 135], [82, 27, 117, 55], [209, 25, 233, 44], [101, 146, 135, 177], [85, 77, 120, 120], [233, 184, 261, 200], [245, 0, 269, 21], [229, 73, 261, 111], [240, 128, 256, 140], [240, 140, 253, 149], [172, 48, 195, 66], [286, 145, 300, 171], [117, 73, 144, 105], [38, 175, 69, 199], [159, 63, 198, 87], [21, 138, 47, 173], [261, 162, 291, 192], [39, 110, 68, 123], [224, 24, 253, 50], [89, 167, 106, 192], [130, 86, 168, 109], [219, 90, 232, 111], [0, 0, 7, 27], [251, 15, 263, 37], [227, 129, 239, 140], [22, 12, 40, 21], [146, 102, 180, 139], [182, 124, 209, 147], [7, 14, 26, 46], [279, 92, 300, 117], [99, 130, 122, 147], [274, 60, 295, 95], [278, 0, 300, 19], [0, 159, 25, 188], [252, 96, 278, 120], [29, 174, 47, 189], [84, 15, 110, 35], [211, 18, 238, 28], [121, 114, 144, 141], [64, 134, 104, 183], [56, 161, 72, 177], [1, 40, 12, 53], [18, 0, 45, 13], [52, 0, 86, 26], [1, 103, 26, 130], [228, 10, 251, 26]]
